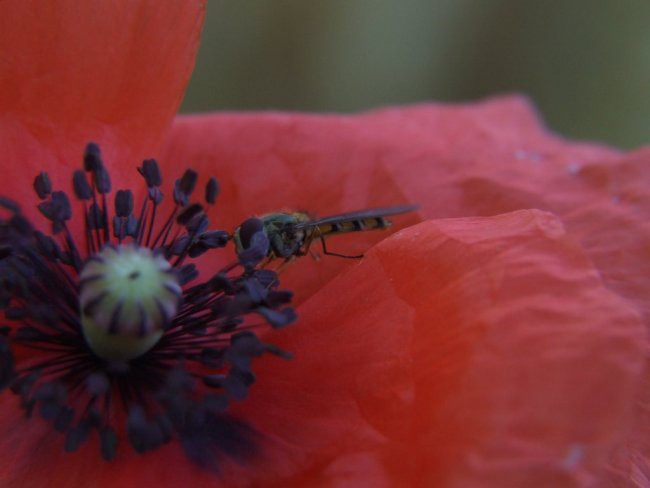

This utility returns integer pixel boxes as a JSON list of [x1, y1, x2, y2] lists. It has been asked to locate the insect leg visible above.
[[301, 229, 317, 258], [259, 256, 274, 269], [274, 255, 297, 274], [319, 235, 364, 259]]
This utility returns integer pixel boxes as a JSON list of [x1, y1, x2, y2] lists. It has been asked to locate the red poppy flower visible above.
[[1, 2, 648, 488]]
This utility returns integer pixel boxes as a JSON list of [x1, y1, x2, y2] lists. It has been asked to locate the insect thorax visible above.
[[261, 213, 308, 258]]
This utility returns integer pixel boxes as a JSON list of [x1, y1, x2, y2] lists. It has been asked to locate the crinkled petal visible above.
[[0, 210, 642, 487], [559, 149, 650, 484], [226, 210, 644, 486], [163, 102, 650, 482], [160, 97, 628, 304], [2, 78, 648, 487]]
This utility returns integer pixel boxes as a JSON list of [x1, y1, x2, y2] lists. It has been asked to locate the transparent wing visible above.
[[294, 204, 418, 230]]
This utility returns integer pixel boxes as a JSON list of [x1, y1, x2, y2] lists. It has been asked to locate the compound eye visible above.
[[238, 217, 265, 250]]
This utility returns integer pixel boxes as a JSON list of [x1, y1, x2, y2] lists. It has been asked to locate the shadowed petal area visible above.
[[0, 0, 205, 206], [0, 397, 234, 488], [227, 210, 644, 487]]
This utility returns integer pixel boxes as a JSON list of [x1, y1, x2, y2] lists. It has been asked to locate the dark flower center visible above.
[[0, 143, 296, 467]]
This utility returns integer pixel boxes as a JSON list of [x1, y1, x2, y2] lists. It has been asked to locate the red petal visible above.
[[160, 97, 620, 302], [161, 101, 649, 483], [232, 210, 644, 486], [0, 0, 205, 212], [0, 211, 642, 487], [559, 149, 650, 484]]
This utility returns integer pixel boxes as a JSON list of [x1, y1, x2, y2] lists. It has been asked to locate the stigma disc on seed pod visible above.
[[79, 245, 182, 361]]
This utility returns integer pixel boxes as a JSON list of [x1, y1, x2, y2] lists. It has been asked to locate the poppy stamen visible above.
[[0, 143, 297, 467]]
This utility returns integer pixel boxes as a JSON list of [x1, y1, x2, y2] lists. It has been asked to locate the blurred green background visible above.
[[181, 0, 649, 149]]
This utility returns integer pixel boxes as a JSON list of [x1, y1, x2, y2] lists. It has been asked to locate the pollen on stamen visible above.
[[0, 143, 296, 467]]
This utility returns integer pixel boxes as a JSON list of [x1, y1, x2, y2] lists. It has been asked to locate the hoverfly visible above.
[[233, 204, 418, 263]]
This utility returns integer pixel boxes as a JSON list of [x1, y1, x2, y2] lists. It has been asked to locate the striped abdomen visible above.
[[314, 217, 391, 237]]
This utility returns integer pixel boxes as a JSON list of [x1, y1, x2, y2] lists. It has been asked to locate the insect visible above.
[[233, 204, 418, 262]]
